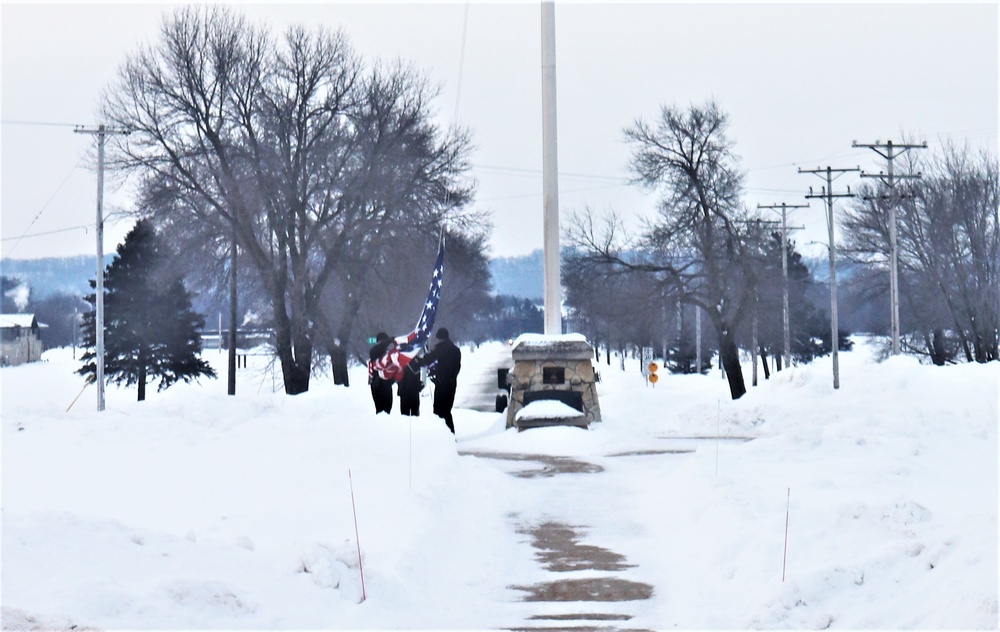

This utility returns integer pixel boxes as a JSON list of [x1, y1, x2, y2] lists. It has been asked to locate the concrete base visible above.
[[505, 335, 602, 429], [516, 414, 590, 431]]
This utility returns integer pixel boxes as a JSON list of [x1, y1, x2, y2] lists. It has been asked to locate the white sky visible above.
[[2, 2, 997, 261]]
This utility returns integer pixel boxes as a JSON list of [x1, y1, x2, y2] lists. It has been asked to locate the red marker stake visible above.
[[349, 470, 367, 601], [782, 487, 790, 582]]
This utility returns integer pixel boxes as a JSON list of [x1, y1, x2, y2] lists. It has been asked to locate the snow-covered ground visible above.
[[2, 336, 997, 630]]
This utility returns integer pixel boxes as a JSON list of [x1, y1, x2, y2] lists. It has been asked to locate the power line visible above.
[[478, 182, 631, 203], [2, 161, 85, 258], [1, 224, 91, 243], [746, 186, 813, 195], [1, 119, 85, 128], [474, 164, 626, 183]]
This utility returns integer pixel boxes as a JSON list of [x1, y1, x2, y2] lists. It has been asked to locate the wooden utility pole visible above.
[[228, 226, 238, 396], [738, 218, 779, 386], [757, 203, 807, 371], [695, 305, 702, 374], [852, 140, 926, 355], [800, 166, 859, 390], [541, 0, 561, 335], [74, 124, 130, 411]]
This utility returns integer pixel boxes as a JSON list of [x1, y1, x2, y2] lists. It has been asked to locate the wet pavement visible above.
[[462, 451, 604, 477], [509, 520, 654, 612], [456, 348, 754, 631], [462, 450, 656, 632]]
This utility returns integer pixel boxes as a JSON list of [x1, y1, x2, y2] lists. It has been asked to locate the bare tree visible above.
[[563, 235, 667, 369], [841, 142, 999, 363], [102, 7, 477, 393], [567, 101, 758, 399]]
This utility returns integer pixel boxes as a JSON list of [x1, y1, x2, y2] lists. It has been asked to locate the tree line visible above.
[[99, 6, 491, 394], [563, 101, 997, 399], [15, 7, 995, 402], [841, 143, 999, 364]]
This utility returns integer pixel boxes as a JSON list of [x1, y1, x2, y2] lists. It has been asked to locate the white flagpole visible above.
[[541, 0, 561, 336]]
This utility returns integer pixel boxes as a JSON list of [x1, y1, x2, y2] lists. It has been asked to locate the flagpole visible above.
[[541, 0, 562, 336]]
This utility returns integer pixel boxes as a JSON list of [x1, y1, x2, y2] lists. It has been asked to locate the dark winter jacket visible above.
[[418, 338, 461, 387], [368, 335, 395, 414], [398, 363, 423, 398]]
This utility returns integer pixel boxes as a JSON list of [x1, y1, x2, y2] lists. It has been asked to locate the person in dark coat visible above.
[[368, 332, 394, 414], [397, 362, 423, 416], [414, 327, 461, 434]]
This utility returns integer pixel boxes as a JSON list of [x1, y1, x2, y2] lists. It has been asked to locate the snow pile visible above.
[[1, 337, 996, 630], [511, 332, 589, 347], [515, 399, 583, 421]]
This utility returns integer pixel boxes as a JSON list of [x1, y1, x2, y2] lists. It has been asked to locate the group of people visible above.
[[368, 327, 462, 434]]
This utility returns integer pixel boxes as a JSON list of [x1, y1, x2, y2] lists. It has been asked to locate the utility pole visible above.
[[74, 124, 130, 411], [228, 226, 238, 396], [757, 203, 807, 371], [739, 218, 779, 386], [852, 139, 926, 355], [800, 166, 859, 390], [540, 0, 562, 335], [695, 306, 702, 374]]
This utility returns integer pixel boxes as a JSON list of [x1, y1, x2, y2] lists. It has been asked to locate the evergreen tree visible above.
[[79, 220, 215, 401]]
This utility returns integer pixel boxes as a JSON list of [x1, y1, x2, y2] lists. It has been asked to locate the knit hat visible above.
[[436, 328, 449, 340]]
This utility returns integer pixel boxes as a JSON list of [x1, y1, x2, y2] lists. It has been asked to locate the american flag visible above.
[[370, 239, 444, 382]]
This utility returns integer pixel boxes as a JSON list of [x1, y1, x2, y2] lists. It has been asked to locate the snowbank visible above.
[[1, 338, 996, 629]]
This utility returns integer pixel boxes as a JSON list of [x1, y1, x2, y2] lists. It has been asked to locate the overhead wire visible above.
[[474, 163, 627, 183], [3, 119, 143, 258], [1, 119, 85, 128], [1, 225, 91, 242], [3, 157, 89, 258], [3, 119, 101, 258]]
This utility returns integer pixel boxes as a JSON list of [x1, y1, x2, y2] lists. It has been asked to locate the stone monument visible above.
[[504, 333, 602, 430]]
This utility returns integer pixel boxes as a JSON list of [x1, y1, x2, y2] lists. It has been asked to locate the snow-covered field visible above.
[[2, 337, 997, 630]]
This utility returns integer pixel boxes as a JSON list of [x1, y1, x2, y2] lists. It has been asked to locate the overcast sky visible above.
[[2, 2, 997, 263]]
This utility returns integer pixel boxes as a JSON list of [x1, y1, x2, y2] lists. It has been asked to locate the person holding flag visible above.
[[397, 362, 423, 416], [369, 237, 446, 414], [412, 327, 461, 434], [368, 332, 395, 414]]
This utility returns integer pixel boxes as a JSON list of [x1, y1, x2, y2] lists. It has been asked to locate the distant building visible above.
[[1, 314, 45, 366]]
